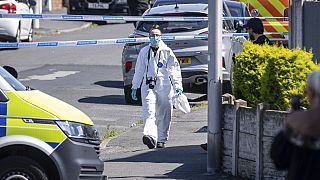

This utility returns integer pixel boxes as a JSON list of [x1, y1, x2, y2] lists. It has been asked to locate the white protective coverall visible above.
[[132, 40, 183, 143]]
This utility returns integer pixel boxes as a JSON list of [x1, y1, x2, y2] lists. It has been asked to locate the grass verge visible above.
[[190, 102, 208, 110]]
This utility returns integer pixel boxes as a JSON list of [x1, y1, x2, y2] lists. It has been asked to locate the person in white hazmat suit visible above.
[[131, 24, 183, 149]]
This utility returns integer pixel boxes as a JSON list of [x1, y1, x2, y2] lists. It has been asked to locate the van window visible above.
[[0, 67, 26, 91], [228, 6, 243, 17]]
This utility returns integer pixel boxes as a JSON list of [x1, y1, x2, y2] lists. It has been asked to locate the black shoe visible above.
[[157, 142, 165, 148], [200, 143, 207, 151], [142, 135, 156, 149]]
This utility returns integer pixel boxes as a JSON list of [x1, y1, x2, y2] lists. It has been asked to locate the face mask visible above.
[[149, 36, 161, 46]]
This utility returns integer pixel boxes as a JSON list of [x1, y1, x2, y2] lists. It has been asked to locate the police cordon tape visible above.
[[0, 32, 288, 49], [0, 14, 287, 21]]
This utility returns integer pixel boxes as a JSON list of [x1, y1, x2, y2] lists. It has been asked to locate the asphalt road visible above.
[[1, 22, 206, 135], [0, 21, 214, 179]]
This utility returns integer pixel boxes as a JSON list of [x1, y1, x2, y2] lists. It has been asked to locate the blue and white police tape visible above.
[[0, 32, 288, 49], [224, 32, 288, 37], [0, 14, 208, 21], [0, 14, 287, 21]]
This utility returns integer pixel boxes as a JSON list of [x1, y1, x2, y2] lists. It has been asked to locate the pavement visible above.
[[33, 8, 93, 37], [33, 9, 239, 179], [100, 105, 240, 180]]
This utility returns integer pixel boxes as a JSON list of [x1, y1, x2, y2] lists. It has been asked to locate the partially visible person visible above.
[[270, 70, 320, 180], [131, 24, 183, 149], [127, 0, 149, 27], [243, 17, 271, 45], [288, 94, 306, 112]]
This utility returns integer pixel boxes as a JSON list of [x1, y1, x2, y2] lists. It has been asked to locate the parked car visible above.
[[153, 0, 250, 28], [122, 3, 245, 104], [0, 0, 35, 42], [152, 0, 207, 7], [68, 0, 129, 15], [152, 0, 249, 51]]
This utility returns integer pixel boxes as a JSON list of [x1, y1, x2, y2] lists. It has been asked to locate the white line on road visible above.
[[20, 71, 80, 81]]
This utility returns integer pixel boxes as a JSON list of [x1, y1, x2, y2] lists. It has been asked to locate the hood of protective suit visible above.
[[287, 106, 320, 137]]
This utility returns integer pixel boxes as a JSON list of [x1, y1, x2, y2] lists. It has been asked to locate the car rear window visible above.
[[153, 0, 208, 7], [137, 13, 208, 33]]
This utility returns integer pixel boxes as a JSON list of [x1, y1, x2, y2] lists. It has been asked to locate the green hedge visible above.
[[233, 42, 319, 110]]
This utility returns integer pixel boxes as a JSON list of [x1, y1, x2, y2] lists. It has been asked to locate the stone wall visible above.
[[221, 99, 288, 179]]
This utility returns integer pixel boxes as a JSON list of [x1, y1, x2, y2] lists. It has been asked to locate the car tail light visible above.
[[222, 57, 226, 68], [199, 31, 208, 41], [1, 3, 16, 13], [125, 61, 133, 73]]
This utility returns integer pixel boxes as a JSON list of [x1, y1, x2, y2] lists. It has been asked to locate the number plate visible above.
[[177, 57, 192, 64], [88, 3, 109, 9]]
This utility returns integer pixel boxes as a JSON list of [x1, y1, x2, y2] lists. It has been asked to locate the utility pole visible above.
[[33, 0, 42, 29], [207, 0, 222, 174], [289, 0, 304, 49]]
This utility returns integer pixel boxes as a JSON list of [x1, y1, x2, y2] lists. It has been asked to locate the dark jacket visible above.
[[270, 107, 320, 180], [253, 35, 271, 45]]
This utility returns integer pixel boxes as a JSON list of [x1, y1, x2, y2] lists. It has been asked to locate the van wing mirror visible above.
[[0, 89, 9, 103], [3, 66, 18, 79], [251, 9, 259, 17]]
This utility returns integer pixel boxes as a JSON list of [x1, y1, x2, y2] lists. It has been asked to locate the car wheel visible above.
[[124, 85, 142, 105], [0, 156, 48, 180]]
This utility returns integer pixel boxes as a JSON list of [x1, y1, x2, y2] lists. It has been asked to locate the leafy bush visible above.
[[233, 42, 268, 106], [233, 42, 319, 110]]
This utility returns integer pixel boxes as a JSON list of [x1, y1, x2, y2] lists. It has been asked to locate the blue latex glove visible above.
[[175, 88, 183, 96], [131, 88, 137, 101]]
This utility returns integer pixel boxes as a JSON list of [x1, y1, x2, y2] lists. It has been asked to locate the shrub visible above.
[[233, 42, 269, 106], [233, 42, 319, 110]]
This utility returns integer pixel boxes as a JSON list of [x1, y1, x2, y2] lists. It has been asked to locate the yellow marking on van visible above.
[[15, 91, 93, 125], [6, 118, 66, 143], [6, 92, 57, 119]]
